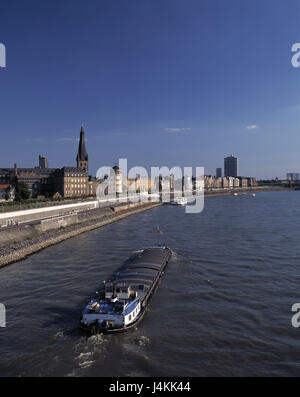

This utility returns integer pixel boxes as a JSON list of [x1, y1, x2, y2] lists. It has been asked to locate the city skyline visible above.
[[0, 121, 298, 182], [1, 0, 300, 179]]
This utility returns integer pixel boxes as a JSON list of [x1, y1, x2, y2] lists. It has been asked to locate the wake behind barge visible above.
[[80, 246, 172, 334]]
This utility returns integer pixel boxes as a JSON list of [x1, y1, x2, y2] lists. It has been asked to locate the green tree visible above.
[[15, 182, 30, 201]]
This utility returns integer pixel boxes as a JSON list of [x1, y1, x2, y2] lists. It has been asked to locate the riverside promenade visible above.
[[0, 201, 162, 268], [0, 186, 292, 268]]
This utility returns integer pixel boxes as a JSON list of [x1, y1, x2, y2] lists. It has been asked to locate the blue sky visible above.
[[1, 0, 300, 179]]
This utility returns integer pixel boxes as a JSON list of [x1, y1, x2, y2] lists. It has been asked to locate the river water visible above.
[[1, 191, 300, 377]]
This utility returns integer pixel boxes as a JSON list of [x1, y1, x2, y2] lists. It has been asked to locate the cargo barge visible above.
[[79, 246, 172, 334]]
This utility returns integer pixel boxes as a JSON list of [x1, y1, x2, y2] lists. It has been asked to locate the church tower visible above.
[[76, 125, 88, 173]]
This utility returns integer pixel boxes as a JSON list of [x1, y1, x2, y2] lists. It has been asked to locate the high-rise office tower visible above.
[[224, 155, 238, 177]]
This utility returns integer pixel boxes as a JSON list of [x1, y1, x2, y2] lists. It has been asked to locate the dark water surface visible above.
[[1, 191, 300, 376]]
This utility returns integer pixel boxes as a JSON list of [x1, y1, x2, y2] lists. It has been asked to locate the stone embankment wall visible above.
[[35, 213, 79, 232], [0, 200, 98, 227], [0, 206, 113, 247], [0, 202, 162, 268], [0, 224, 40, 247]]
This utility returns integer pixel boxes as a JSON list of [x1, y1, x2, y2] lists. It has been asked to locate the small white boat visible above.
[[233, 193, 238, 196], [170, 197, 187, 206], [252, 193, 256, 197]]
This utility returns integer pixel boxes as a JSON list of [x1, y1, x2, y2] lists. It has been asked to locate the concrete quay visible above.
[[0, 202, 162, 268]]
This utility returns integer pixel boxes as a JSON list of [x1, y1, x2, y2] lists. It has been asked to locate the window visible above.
[[129, 315, 132, 321]]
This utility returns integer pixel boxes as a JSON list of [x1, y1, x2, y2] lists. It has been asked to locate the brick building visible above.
[[53, 167, 89, 197]]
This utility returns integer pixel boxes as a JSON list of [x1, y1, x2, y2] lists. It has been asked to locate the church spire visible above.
[[76, 125, 88, 172]]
